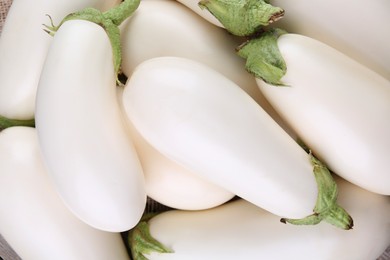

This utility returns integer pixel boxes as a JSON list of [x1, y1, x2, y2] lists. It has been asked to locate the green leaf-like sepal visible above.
[[281, 153, 354, 230], [237, 28, 287, 85], [128, 213, 174, 260], [43, 8, 105, 35], [42, 0, 140, 82], [198, 0, 284, 36], [101, 19, 122, 81], [0, 115, 35, 130], [103, 0, 140, 26]]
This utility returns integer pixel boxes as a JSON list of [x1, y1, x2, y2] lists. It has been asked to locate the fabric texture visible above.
[[0, 0, 12, 33]]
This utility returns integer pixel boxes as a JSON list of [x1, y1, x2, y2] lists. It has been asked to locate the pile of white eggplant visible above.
[[0, 0, 389, 259]]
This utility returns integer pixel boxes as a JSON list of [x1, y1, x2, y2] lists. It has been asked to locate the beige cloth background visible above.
[[0, 0, 389, 259]]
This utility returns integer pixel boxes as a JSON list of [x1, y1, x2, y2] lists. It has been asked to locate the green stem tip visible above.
[[128, 213, 173, 260], [198, 0, 284, 36], [103, 0, 140, 26], [281, 152, 354, 230], [0, 115, 35, 130]]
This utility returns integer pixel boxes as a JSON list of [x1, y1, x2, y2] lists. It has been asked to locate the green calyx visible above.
[[43, 0, 140, 83], [281, 153, 354, 230], [128, 213, 173, 260], [0, 115, 35, 130], [198, 0, 284, 36], [237, 28, 287, 85], [103, 0, 140, 26]]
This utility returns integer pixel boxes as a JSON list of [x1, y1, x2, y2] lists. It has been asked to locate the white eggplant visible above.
[[117, 86, 235, 211], [119, 0, 291, 134], [0, 127, 130, 260], [174, 0, 223, 27], [35, 20, 146, 232], [122, 56, 319, 219], [0, 0, 120, 121], [175, 0, 285, 37], [270, 0, 390, 80], [176, 0, 390, 80], [120, 0, 253, 99], [135, 177, 390, 260], [250, 33, 390, 195]]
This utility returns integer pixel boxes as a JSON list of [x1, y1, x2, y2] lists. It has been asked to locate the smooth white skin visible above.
[[0, 0, 121, 120], [117, 87, 235, 210], [147, 177, 390, 260], [174, 0, 224, 27], [35, 20, 146, 232], [120, 0, 293, 136], [0, 127, 130, 260], [270, 0, 390, 80], [123, 57, 318, 219], [256, 34, 390, 195]]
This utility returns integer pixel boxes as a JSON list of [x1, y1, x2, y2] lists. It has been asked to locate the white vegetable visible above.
[[119, 0, 291, 135], [35, 20, 146, 232], [117, 86, 235, 211], [174, 0, 390, 79], [0, 127, 130, 260], [270, 0, 390, 80], [122, 57, 319, 219], [0, 0, 120, 120], [174, 0, 223, 27], [120, 0, 250, 98], [255, 33, 390, 195], [142, 177, 390, 260]]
